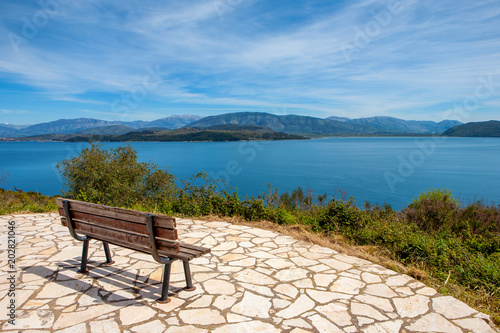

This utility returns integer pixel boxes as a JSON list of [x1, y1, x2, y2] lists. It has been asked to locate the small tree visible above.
[[405, 188, 459, 232], [57, 143, 177, 208]]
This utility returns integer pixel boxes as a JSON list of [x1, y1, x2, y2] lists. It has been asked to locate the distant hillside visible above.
[[0, 124, 20, 137], [148, 115, 202, 129], [1, 115, 202, 138], [326, 116, 462, 134], [201, 124, 274, 133], [0, 112, 466, 138], [1, 123, 28, 130], [75, 125, 167, 136], [63, 125, 307, 142], [442, 121, 500, 137], [75, 125, 134, 135], [14, 118, 124, 137], [189, 112, 375, 135], [5, 133, 71, 142]]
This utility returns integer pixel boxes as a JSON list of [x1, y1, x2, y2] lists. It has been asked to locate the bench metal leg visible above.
[[78, 239, 89, 273], [183, 261, 196, 291], [102, 242, 114, 264], [158, 263, 172, 303]]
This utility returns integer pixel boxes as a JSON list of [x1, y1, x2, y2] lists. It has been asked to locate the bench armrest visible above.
[[146, 214, 174, 265], [63, 200, 88, 242]]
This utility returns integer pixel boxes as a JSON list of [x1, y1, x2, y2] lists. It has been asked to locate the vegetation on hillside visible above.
[[75, 125, 134, 135], [188, 111, 377, 135], [0, 188, 57, 215], [8, 125, 307, 142], [443, 120, 500, 137], [1, 166, 56, 214], [68, 125, 307, 142], [1, 144, 499, 324]]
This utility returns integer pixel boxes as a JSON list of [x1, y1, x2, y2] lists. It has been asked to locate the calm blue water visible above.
[[0, 137, 499, 210]]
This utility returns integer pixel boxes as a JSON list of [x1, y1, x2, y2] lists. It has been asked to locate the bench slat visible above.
[[177, 245, 209, 257], [169, 244, 210, 261], [78, 237, 207, 261], [180, 243, 210, 255], [83, 234, 181, 258], [61, 218, 180, 253], [56, 198, 176, 229], [179, 242, 212, 252], [58, 209, 178, 240]]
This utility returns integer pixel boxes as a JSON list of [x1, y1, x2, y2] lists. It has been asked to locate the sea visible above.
[[0, 137, 499, 210]]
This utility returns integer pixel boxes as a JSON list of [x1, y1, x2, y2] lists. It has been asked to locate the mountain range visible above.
[[0, 112, 465, 139], [326, 116, 462, 134], [0, 115, 202, 138], [189, 112, 462, 135]]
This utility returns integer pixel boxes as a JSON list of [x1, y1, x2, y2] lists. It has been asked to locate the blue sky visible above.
[[1, 0, 500, 125]]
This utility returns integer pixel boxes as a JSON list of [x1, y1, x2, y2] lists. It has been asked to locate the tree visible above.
[[57, 143, 177, 208]]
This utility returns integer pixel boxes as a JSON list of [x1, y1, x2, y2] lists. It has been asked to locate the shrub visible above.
[[317, 198, 367, 233], [271, 207, 298, 225], [459, 202, 500, 236], [405, 188, 459, 232], [242, 198, 268, 221], [57, 143, 176, 208], [174, 171, 242, 217]]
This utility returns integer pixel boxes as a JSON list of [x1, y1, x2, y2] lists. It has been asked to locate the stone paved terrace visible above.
[[0, 213, 498, 333]]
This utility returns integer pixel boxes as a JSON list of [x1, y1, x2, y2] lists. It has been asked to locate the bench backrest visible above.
[[56, 198, 180, 255]]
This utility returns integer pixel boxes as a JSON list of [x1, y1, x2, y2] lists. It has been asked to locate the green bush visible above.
[[57, 143, 177, 208], [405, 188, 459, 232], [317, 198, 367, 233], [271, 207, 299, 225], [459, 202, 500, 236], [242, 198, 269, 221]]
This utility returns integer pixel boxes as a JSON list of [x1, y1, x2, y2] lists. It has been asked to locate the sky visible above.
[[1, 0, 500, 125]]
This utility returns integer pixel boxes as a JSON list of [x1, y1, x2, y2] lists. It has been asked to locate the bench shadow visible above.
[[21, 260, 187, 305]]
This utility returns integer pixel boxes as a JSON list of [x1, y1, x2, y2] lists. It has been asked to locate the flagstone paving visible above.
[[0, 213, 498, 332]]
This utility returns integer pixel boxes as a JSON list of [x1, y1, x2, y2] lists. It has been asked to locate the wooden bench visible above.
[[56, 198, 211, 303]]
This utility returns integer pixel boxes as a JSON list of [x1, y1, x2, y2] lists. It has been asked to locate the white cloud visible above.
[[0, 0, 499, 122], [0, 109, 30, 114]]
